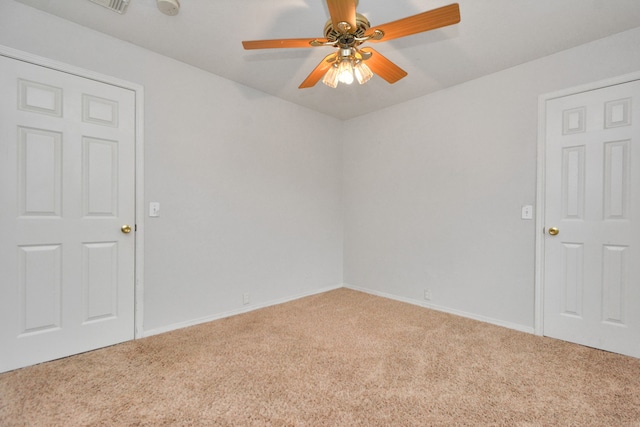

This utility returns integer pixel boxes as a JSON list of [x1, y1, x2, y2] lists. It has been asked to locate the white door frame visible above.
[[534, 71, 640, 335], [0, 44, 145, 339]]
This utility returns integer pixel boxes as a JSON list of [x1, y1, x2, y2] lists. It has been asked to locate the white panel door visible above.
[[0, 55, 136, 372], [543, 80, 640, 358]]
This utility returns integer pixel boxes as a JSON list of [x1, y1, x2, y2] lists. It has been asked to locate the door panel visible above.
[[19, 244, 63, 334], [543, 80, 640, 358], [0, 55, 136, 372]]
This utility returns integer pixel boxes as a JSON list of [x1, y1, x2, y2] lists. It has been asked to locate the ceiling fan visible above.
[[242, 1, 460, 89]]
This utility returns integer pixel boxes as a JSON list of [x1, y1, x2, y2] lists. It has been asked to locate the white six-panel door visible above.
[[0, 55, 136, 372], [543, 80, 640, 358]]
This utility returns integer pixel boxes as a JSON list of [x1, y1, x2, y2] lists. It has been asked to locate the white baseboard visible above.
[[344, 284, 536, 335], [141, 284, 344, 338], [143, 283, 535, 339]]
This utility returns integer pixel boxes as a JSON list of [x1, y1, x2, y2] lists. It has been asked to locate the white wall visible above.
[[0, 1, 344, 333], [343, 27, 640, 331], [3, 0, 640, 337]]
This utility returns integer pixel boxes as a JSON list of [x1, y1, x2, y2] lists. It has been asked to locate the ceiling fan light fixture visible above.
[[242, 3, 461, 89], [322, 53, 373, 88]]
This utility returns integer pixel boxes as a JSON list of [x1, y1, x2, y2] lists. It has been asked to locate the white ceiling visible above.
[[14, 0, 640, 120]]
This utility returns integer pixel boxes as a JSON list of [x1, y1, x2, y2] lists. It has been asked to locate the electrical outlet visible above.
[[424, 289, 432, 301], [242, 292, 250, 305]]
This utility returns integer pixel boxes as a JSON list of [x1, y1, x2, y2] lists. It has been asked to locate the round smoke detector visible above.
[[157, 0, 180, 16]]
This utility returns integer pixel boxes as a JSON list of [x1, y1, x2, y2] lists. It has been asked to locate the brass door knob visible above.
[[548, 227, 559, 236], [121, 224, 132, 234]]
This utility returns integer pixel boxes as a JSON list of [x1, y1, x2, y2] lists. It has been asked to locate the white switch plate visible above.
[[521, 205, 533, 220], [149, 202, 160, 217]]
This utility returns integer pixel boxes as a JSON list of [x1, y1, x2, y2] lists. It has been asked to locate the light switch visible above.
[[149, 202, 160, 217], [521, 205, 533, 220]]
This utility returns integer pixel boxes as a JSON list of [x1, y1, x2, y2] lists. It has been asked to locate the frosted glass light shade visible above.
[[322, 64, 339, 88], [337, 59, 354, 85], [354, 61, 373, 84]]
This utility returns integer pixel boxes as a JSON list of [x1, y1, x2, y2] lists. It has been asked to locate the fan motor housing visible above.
[[324, 13, 371, 46]]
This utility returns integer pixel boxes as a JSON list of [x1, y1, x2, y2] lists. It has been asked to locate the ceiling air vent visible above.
[[87, 0, 130, 14]]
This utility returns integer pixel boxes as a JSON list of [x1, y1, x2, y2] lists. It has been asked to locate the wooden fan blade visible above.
[[299, 53, 338, 89], [242, 38, 328, 50], [360, 48, 407, 84], [366, 3, 460, 42], [326, 0, 357, 34]]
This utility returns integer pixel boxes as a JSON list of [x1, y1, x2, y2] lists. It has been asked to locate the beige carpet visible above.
[[2, 288, 640, 426]]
